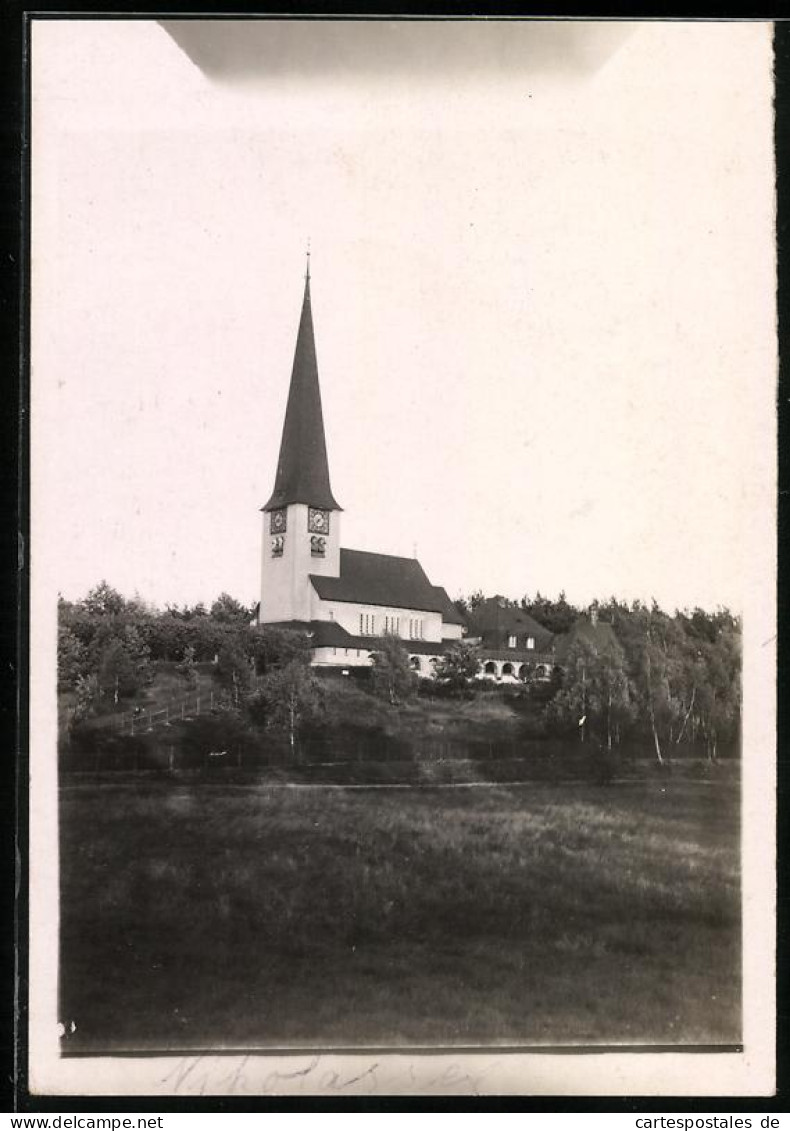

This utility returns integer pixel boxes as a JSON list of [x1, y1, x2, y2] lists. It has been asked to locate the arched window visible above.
[[502, 662, 514, 676], [410, 656, 421, 671], [484, 661, 497, 675]]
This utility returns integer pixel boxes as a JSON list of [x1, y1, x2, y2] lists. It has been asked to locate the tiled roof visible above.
[[310, 621, 445, 655], [308, 620, 353, 648], [310, 549, 451, 614], [430, 585, 467, 627], [467, 598, 554, 652], [258, 620, 313, 635], [468, 598, 551, 636], [552, 616, 621, 662], [262, 619, 447, 656], [263, 275, 341, 512]]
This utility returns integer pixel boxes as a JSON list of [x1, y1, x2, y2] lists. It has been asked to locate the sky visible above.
[[31, 19, 776, 613]]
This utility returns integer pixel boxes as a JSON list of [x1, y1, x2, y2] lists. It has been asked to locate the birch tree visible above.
[[254, 660, 325, 763], [548, 637, 634, 750]]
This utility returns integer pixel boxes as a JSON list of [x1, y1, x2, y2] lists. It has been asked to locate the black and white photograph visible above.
[[28, 17, 776, 1096]]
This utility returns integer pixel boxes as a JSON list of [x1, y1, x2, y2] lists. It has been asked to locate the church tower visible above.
[[260, 258, 342, 624]]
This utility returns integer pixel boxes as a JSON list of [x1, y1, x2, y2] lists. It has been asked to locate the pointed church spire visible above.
[[263, 264, 341, 512]]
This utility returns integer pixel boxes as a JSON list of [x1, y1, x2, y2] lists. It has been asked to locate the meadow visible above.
[[59, 773, 740, 1051]]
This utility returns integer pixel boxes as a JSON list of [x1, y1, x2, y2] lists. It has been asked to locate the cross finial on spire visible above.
[[305, 238, 311, 281]]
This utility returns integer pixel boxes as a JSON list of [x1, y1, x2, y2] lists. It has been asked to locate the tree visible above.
[[547, 639, 592, 741], [433, 641, 482, 691], [672, 608, 741, 758], [79, 581, 127, 618], [606, 602, 703, 763], [464, 590, 486, 613], [210, 593, 252, 625], [165, 601, 208, 621], [60, 585, 150, 699], [127, 591, 159, 617], [245, 626, 312, 675], [137, 614, 189, 662], [636, 605, 689, 763], [594, 641, 636, 749], [120, 623, 152, 672], [252, 660, 325, 762], [522, 590, 579, 635], [72, 673, 100, 723], [692, 624, 741, 760], [547, 637, 635, 750], [182, 618, 229, 663], [176, 644, 198, 687], [58, 627, 90, 691], [369, 634, 417, 705], [215, 640, 253, 707], [97, 629, 151, 704], [587, 597, 743, 760]]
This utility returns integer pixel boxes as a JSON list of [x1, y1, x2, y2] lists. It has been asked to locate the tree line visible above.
[[58, 582, 306, 715], [454, 590, 741, 760], [59, 581, 741, 762]]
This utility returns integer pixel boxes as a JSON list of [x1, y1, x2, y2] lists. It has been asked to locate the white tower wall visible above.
[[260, 503, 341, 624]]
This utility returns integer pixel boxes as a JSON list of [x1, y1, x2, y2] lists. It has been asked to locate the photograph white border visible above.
[[26, 15, 777, 1098]]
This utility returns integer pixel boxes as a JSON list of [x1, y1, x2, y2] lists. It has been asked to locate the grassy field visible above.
[[59, 776, 740, 1051]]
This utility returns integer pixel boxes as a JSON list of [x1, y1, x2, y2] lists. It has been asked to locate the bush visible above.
[[346, 666, 373, 686], [418, 680, 473, 701]]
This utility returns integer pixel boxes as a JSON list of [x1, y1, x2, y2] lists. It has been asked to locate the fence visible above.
[[113, 689, 219, 735], [105, 680, 263, 736]]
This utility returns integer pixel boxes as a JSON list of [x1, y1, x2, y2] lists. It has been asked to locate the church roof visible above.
[[310, 621, 445, 655], [310, 549, 453, 616], [259, 619, 450, 655], [263, 270, 341, 512], [429, 586, 467, 627]]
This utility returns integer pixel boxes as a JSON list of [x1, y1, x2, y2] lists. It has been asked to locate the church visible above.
[[257, 260, 467, 675]]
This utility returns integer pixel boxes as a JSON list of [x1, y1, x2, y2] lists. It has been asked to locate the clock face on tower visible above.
[[269, 509, 287, 535], [308, 508, 330, 534]]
